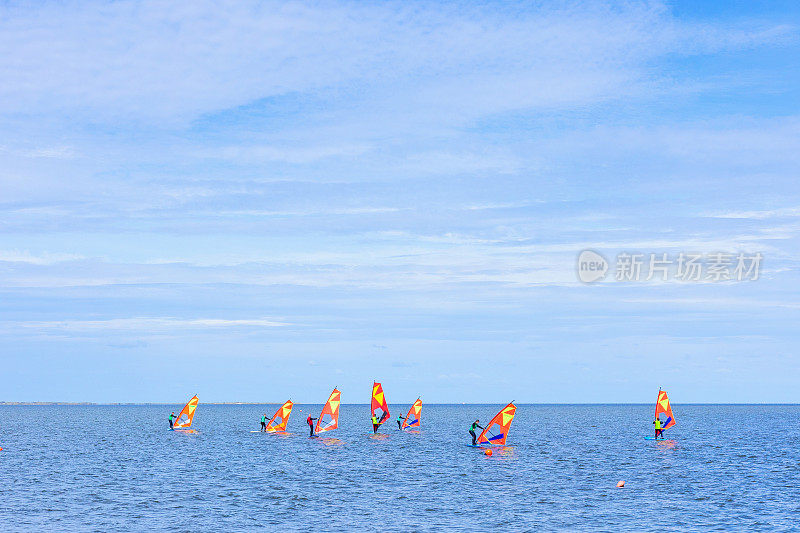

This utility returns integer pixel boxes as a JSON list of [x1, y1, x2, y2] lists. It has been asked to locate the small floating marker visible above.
[[484, 449, 492, 456], [616, 480, 625, 488]]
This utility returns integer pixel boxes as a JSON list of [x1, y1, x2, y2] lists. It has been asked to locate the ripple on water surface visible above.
[[0, 404, 797, 531]]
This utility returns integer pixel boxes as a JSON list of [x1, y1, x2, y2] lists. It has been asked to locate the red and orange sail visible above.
[[655, 389, 676, 430], [477, 402, 516, 446], [401, 398, 422, 429], [174, 395, 199, 429], [371, 382, 390, 423], [266, 400, 293, 432], [315, 388, 341, 434]]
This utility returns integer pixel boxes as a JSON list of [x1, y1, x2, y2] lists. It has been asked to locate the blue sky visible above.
[[1, 1, 798, 403]]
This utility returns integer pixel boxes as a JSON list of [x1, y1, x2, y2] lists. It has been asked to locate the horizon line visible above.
[[1, 402, 798, 406]]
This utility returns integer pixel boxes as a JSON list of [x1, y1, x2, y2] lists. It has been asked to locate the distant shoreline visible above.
[[1, 402, 798, 406], [0, 402, 281, 406]]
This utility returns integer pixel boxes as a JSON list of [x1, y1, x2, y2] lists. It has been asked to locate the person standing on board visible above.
[[469, 420, 484, 446], [396, 413, 406, 429], [307, 415, 317, 437], [372, 413, 382, 433], [653, 416, 664, 439], [260, 413, 267, 432], [168, 412, 176, 430]]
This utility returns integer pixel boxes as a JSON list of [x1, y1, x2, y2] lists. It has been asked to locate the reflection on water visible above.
[[492, 445, 517, 461], [655, 439, 679, 450]]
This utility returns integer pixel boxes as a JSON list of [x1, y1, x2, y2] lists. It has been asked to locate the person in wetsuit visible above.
[[653, 416, 664, 439], [307, 415, 317, 437], [396, 413, 406, 429], [372, 413, 382, 433], [168, 412, 176, 430], [469, 419, 484, 445], [261, 413, 267, 432]]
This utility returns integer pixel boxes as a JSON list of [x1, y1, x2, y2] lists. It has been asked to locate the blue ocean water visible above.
[[0, 404, 798, 531]]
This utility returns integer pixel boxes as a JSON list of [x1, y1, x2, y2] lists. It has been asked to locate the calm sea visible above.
[[0, 404, 797, 531]]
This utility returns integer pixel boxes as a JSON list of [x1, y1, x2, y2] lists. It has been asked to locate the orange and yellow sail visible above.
[[655, 389, 676, 430], [174, 395, 199, 429], [477, 402, 516, 446], [401, 398, 422, 429], [315, 388, 341, 434], [266, 400, 293, 432], [371, 382, 390, 424]]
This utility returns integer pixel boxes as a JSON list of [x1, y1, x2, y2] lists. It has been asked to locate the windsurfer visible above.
[[261, 414, 267, 432], [653, 416, 663, 439], [396, 413, 406, 429], [168, 412, 176, 430], [469, 420, 484, 446], [307, 415, 317, 437], [372, 413, 386, 433]]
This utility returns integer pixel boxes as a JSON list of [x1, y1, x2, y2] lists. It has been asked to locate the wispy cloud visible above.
[[705, 207, 800, 219], [1, 1, 799, 401], [621, 296, 800, 310], [12, 317, 290, 332], [0, 145, 76, 159], [211, 207, 406, 218], [208, 144, 372, 164], [0, 1, 792, 125], [0, 250, 84, 265]]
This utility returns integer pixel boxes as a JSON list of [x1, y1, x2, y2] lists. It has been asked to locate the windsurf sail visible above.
[[477, 402, 516, 446], [371, 381, 390, 423], [174, 395, 199, 429], [266, 400, 293, 432], [401, 398, 422, 429], [315, 388, 341, 434], [655, 389, 676, 431]]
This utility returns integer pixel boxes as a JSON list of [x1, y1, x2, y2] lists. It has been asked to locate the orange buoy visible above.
[[616, 480, 625, 488], [484, 449, 492, 456]]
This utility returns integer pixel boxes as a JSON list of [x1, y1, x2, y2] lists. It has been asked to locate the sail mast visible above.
[[266, 400, 293, 432], [476, 402, 516, 446], [315, 388, 341, 433], [401, 398, 422, 429], [655, 389, 676, 431], [371, 382, 390, 423], [174, 395, 199, 429]]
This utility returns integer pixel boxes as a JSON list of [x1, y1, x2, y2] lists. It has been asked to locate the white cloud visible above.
[[212, 207, 406, 218], [0, 145, 76, 159], [0, 225, 792, 290], [705, 207, 800, 219], [208, 144, 372, 164], [0, 250, 83, 265], [402, 149, 523, 175], [0, 1, 791, 125], [621, 297, 800, 310], [14, 317, 290, 332]]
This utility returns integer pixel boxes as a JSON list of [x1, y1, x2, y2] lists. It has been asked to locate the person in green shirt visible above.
[[372, 414, 381, 434], [168, 412, 176, 430], [469, 420, 484, 446], [653, 416, 664, 439], [396, 413, 406, 430], [260, 414, 267, 432]]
